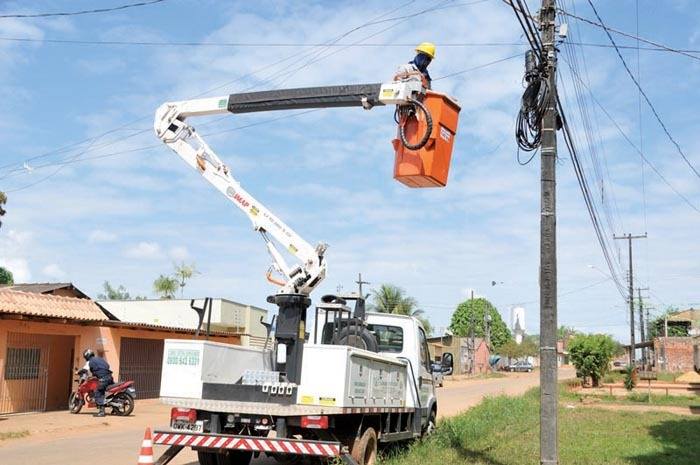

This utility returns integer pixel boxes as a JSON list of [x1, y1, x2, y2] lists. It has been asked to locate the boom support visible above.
[[154, 81, 426, 295]]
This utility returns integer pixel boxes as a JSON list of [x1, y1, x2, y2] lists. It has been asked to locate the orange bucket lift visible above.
[[392, 90, 461, 188]]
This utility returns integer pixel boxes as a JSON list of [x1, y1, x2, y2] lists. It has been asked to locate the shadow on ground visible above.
[[628, 417, 700, 465]]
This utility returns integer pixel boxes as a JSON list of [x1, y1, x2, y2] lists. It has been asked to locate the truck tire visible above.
[[197, 451, 252, 465], [422, 408, 437, 438], [334, 326, 378, 352], [351, 427, 378, 465]]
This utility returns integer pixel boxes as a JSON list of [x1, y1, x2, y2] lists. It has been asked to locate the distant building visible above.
[[98, 298, 268, 348], [0, 282, 90, 299], [427, 335, 491, 374], [511, 306, 526, 345]]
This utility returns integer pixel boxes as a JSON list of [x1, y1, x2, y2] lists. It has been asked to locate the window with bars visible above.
[[4, 347, 41, 380]]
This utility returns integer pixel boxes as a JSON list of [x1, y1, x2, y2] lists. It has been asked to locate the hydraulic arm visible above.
[[154, 80, 430, 295]]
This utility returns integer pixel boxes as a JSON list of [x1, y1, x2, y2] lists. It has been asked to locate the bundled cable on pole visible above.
[[515, 50, 550, 154]]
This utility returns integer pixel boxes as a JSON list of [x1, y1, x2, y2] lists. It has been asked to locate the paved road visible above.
[[0, 368, 574, 465]]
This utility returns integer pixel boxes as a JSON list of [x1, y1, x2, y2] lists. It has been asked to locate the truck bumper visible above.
[[153, 430, 343, 457]]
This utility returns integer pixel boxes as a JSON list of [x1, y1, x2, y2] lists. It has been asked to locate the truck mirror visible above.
[[442, 352, 453, 372]]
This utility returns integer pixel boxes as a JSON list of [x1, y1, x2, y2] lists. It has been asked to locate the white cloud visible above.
[[124, 241, 162, 259], [0, 257, 31, 282], [169, 246, 190, 261], [88, 229, 118, 243], [41, 263, 66, 279]]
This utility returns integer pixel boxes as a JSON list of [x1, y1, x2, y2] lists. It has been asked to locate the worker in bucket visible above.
[[83, 348, 114, 417], [397, 42, 436, 89]]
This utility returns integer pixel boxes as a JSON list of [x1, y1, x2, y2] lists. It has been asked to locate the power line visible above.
[[1, 0, 474, 179], [2, 50, 520, 186], [0, 0, 167, 18], [1, 36, 698, 55], [560, 54, 700, 215], [559, 8, 700, 62], [584, 1, 700, 182]]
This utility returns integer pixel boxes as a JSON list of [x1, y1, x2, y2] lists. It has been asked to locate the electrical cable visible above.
[[570, 41, 700, 227], [515, 51, 549, 153], [1, 0, 466, 180], [584, 0, 700, 181], [558, 9, 700, 63], [0, 0, 167, 18]]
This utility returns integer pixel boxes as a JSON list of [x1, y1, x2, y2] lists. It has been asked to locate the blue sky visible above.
[[1, 0, 699, 343]]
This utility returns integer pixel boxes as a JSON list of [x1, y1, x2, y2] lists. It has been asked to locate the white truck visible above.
[[153, 295, 446, 465], [150, 80, 456, 465]]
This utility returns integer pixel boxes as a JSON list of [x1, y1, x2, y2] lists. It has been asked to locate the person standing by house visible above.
[[83, 349, 113, 417]]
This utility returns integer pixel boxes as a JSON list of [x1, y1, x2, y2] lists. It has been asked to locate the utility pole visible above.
[[637, 287, 649, 368], [355, 273, 370, 298], [469, 289, 475, 374], [539, 2, 559, 464], [614, 233, 647, 366]]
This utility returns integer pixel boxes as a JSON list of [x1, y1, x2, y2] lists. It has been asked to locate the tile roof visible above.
[[0, 290, 106, 321], [0, 282, 89, 298]]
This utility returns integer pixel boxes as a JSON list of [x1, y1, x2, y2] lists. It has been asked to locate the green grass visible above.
[[0, 430, 30, 441], [380, 388, 700, 465], [561, 387, 700, 408]]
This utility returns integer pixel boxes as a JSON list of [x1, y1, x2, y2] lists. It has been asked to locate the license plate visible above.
[[172, 420, 203, 433]]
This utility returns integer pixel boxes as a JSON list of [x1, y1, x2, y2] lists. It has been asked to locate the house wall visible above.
[[474, 342, 491, 374], [0, 319, 240, 413], [654, 337, 695, 372]]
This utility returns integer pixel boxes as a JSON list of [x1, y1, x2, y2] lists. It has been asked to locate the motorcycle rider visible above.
[[82, 349, 113, 417]]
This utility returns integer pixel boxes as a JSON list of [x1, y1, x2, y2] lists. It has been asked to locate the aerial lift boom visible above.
[[154, 81, 425, 296]]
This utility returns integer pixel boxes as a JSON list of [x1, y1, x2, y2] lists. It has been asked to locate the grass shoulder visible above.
[[381, 387, 699, 465]]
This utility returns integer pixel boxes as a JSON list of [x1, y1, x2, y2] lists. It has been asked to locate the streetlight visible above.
[[587, 264, 612, 280]]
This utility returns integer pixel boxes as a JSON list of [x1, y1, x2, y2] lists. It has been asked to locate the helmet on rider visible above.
[[83, 348, 95, 361]]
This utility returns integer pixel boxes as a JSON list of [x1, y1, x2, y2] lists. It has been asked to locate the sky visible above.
[[0, 0, 699, 343]]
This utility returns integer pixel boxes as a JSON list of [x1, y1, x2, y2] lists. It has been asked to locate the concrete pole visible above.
[[539, 1, 558, 463]]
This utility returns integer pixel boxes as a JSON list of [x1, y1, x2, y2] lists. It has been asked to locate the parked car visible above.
[[431, 362, 445, 387], [507, 361, 534, 372]]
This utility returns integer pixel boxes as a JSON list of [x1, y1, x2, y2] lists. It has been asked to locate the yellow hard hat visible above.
[[415, 42, 436, 59]]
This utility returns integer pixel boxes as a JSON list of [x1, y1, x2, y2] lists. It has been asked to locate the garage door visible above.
[[119, 338, 164, 399]]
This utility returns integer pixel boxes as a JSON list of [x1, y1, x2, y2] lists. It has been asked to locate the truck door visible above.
[[417, 327, 434, 411]]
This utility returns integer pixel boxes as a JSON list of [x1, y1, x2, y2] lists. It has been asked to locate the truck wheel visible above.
[[197, 452, 217, 465], [217, 450, 253, 465], [422, 408, 436, 438], [351, 427, 377, 465]]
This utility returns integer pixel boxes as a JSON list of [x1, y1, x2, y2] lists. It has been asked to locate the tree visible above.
[[173, 262, 199, 296], [0, 191, 6, 230], [568, 333, 617, 387], [0, 266, 14, 285], [449, 297, 513, 349], [499, 338, 538, 359], [97, 281, 131, 300], [557, 325, 578, 340], [648, 307, 689, 338], [370, 284, 433, 336], [153, 274, 178, 299]]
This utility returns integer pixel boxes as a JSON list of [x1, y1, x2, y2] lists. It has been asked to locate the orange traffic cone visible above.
[[138, 427, 154, 464]]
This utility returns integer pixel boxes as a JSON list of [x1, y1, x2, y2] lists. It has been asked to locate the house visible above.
[[0, 290, 247, 414], [666, 308, 700, 336], [0, 282, 90, 299], [427, 335, 491, 374], [654, 336, 698, 372]]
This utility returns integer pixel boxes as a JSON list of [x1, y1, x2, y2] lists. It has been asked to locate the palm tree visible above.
[[153, 274, 178, 299], [173, 262, 199, 296], [369, 284, 431, 334]]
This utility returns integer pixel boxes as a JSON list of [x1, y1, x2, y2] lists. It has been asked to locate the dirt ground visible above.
[[0, 368, 575, 465]]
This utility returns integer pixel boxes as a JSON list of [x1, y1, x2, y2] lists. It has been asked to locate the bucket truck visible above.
[[149, 78, 458, 465]]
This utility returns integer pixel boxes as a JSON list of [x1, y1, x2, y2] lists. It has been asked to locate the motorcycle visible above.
[[68, 369, 136, 416]]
